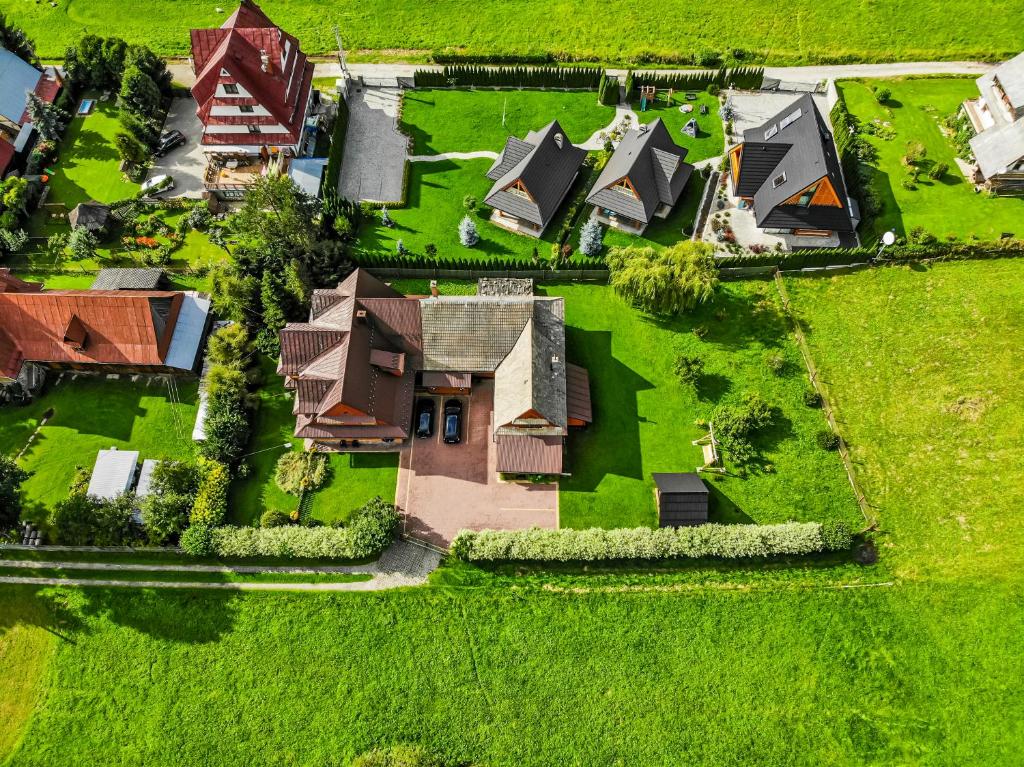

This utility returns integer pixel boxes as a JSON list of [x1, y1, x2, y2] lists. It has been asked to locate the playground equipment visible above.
[[682, 118, 699, 137], [693, 423, 725, 474], [638, 85, 656, 111]]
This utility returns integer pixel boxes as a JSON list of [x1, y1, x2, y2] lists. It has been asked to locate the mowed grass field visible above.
[[549, 282, 858, 529], [839, 78, 1024, 241], [785, 259, 1024, 578], [6, 0, 1024, 63], [2, 578, 1023, 766]]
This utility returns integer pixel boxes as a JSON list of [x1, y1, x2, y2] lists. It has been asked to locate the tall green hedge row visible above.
[[351, 251, 607, 271], [413, 65, 603, 89], [632, 66, 765, 93], [323, 95, 350, 195], [717, 239, 1024, 270], [451, 521, 853, 562]]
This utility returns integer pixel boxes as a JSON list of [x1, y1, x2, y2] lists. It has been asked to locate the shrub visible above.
[[873, 86, 891, 103], [458, 215, 479, 247], [903, 141, 927, 166], [462, 194, 477, 211], [607, 241, 718, 315], [260, 510, 291, 528], [451, 522, 844, 562], [199, 388, 250, 464], [673, 354, 704, 387], [49, 493, 140, 546], [821, 520, 854, 551], [424, 243, 437, 258], [928, 162, 949, 180], [764, 352, 787, 376], [802, 389, 822, 408], [901, 178, 917, 191], [0, 456, 28, 532], [274, 451, 329, 496], [179, 523, 214, 556], [189, 459, 230, 526], [816, 429, 840, 451], [68, 226, 98, 261], [206, 324, 251, 368], [713, 393, 776, 464], [578, 218, 604, 257]]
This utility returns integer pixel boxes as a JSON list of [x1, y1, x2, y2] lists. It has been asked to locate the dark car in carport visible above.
[[443, 399, 462, 444], [415, 398, 435, 438]]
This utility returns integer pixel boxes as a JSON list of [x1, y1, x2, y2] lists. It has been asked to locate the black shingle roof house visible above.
[[727, 94, 857, 237], [586, 118, 694, 233], [484, 121, 586, 237]]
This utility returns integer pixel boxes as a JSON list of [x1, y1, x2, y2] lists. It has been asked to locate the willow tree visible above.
[[606, 240, 718, 314]]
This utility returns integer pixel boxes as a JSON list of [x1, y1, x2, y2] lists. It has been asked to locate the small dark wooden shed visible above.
[[653, 473, 709, 526]]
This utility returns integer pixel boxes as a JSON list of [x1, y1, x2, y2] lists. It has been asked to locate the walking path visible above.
[[577, 103, 638, 150], [0, 540, 443, 592], [407, 150, 498, 162]]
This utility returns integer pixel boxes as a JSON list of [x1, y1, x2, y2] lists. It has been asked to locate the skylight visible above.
[[764, 124, 779, 140], [779, 108, 803, 130], [772, 172, 787, 188]]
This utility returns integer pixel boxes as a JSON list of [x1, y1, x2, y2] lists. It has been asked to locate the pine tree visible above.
[[119, 66, 161, 117], [25, 92, 67, 142], [68, 227, 98, 261], [458, 215, 479, 247], [578, 218, 604, 257], [380, 207, 393, 227]]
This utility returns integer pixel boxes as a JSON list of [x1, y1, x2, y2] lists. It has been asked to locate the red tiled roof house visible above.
[[189, 0, 314, 197]]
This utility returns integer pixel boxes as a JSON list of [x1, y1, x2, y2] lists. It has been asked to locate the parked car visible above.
[[415, 398, 435, 439], [154, 129, 185, 157], [140, 174, 174, 197], [443, 399, 463, 444]]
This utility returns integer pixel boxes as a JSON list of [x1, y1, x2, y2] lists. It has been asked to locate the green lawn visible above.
[[228, 359, 398, 526], [1, 376, 199, 519], [839, 78, 1024, 241], [785, 259, 1024, 579], [356, 158, 600, 264], [9, 0, 1023, 64], [548, 282, 858, 529], [401, 89, 615, 155], [633, 90, 724, 163], [43, 97, 138, 207], [3, 576, 1024, 766]]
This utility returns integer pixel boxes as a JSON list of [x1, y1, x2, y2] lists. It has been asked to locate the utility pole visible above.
[[333, 25, 351, 94]]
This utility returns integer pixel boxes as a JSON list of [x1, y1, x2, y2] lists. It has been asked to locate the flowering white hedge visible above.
[[450, 522, 849, 562]]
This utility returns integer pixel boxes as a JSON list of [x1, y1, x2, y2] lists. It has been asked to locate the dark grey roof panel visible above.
[[90, 268, 166, 291], [734, 143, 792, 197], [486, 137, 534, 181], [653, 472, 708, 494]]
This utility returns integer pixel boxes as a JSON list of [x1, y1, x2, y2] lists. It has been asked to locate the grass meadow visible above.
[[839, 78, 1024, 242], [784, 259, 1024, 579], [7, 0, 1024, 64]]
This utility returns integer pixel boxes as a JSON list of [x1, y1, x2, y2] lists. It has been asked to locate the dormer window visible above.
[[224, 83, 239, 95], [612, 178, 637, 198], [63, 315, 88, 351], [797, 183, 817, 207], [772, 172, 787, 188], [507, 180, 530, 200], [239, 105, 254, 113]]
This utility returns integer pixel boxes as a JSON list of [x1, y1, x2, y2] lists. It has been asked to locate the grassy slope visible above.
[[2, 579, 1023, 766], [839, 78, 1024, 241], [548, 282, 858, 529], [229, 359, 398, 526], [402, 89, 615, 155], [1, 376, 199, 515], [785, 260, 1024, 579], [7, 0, 1024, 63]]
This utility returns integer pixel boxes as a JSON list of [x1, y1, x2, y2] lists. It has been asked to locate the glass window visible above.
[[223, 83, 239, 95], [772, 172, 787, 188], [239, 105, 254, 114]]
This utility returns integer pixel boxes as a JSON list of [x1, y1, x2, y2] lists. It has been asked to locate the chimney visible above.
[[429, 280, 439, 297], [260, 49, 270, 72], [355, 309, 367, 323], [553, 133, 564, 149], [550, 354, 560, 371]]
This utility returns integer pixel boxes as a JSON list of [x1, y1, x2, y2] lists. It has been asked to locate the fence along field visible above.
[[4, 0, 1024, 63]]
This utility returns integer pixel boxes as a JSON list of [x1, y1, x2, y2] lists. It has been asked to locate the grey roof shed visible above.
[[68, 201, 112, 232], [90, 268, 167, 291], [653, 472, 708, 526]]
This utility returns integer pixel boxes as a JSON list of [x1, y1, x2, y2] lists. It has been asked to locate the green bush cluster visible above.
[[274, 451, 329, 496], [597, 74, 619, 106], [414, 65, 603, 89], [188, 460, 230, 527], [633, 66, 764, 93], [712, 392, 777, 464], [49, 493, 140, 546], [206, 497, 400, 560], [450, 521, 851, 562]]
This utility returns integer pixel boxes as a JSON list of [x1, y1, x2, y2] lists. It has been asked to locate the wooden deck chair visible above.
[[692, 423, 726, 473]]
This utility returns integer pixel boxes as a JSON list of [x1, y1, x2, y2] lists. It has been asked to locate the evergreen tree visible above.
[[119, 66, 161, 116], [124, 44, 172, 95], [458, 215, 479, 247], [68, 227, 98, 261], [25, 91, 67, 142], [256, 270, 288, 355], [114, 131, 149, 165], [0, 455, 29, 531], [578, 218, 604, 257], [0, 12, 36, 65]]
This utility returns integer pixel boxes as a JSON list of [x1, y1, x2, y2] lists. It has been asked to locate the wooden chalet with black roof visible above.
[[484, 120, 586, 237], [727, 93, 857, 240], [586, 118, 694, 234]]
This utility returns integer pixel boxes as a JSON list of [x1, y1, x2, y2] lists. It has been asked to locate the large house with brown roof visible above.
[[0, 269, 211, 395], [189, 0, 315, 198], [277, 270, 592, 477]]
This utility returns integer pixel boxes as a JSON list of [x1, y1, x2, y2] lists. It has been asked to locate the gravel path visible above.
[[0, 540, 443, 592], [407, 150, 499, 162]]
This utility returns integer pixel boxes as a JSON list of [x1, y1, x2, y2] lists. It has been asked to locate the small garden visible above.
[[632, 89, 724, 164], [838, 77, 1024, 242]]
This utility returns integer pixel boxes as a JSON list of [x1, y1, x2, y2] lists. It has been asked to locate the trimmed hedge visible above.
[[634, 67, 764, 93], [717, 239, 1024, 270], [451, 521, 852, 562], [323, 95, 350, 196], [350, 250, 606, 271], [206, 497, 400, 560], [413, 65, 602, 90], [597, 74, 619, 106]]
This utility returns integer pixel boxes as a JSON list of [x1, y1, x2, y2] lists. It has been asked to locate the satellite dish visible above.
[[882, 231, 896, 246]]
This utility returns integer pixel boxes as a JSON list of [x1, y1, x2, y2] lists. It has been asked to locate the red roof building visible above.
[[0, 270, 210, 383], [189, 0, 314, 155]]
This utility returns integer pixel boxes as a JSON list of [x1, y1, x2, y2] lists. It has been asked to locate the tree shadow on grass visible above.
[[0, 586, 86, 645], [696, 372, 731, 402], [562, 328, 653, 490], [77, 588, 240, 643]]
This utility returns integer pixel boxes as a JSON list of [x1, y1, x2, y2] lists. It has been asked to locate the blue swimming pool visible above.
[[77, 99, 95, 115]]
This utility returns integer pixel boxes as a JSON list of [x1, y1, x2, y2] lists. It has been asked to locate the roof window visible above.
[[779, 108, 803, 130], [764, 124, 778, 140], [772, 172, 787, 188]]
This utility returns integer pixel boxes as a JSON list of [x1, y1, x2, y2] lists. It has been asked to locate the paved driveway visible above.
[[338, 87, 407, 203], [149, 97, 207, 198], [397, 380, 558, 548]]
